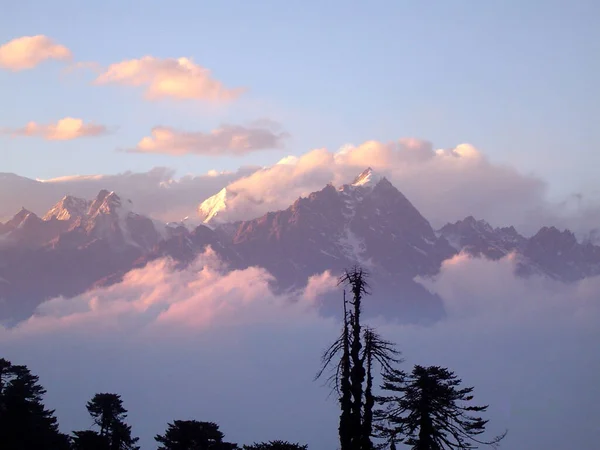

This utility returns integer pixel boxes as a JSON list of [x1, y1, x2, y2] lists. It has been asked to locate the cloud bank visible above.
[[131, 122, 289, 156], [1, 117, 108, 140], [0, 35, 72, 71], [95, 56, 244, 101], [1, 251, 598, 450]]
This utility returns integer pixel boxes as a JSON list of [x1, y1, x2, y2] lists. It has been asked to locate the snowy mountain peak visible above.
[[198, 187, 232, 225], [351, 167, 382, 188], [88, 190, 132, 218], [43, 195, 91, 222]]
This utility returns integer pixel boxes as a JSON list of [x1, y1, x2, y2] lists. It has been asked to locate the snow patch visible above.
[[198, 187, 232, 224], [351, 167, 382, 188]]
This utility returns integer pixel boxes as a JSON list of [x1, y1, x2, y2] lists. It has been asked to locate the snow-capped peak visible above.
[[43, 195, 90, 222], [351, 167, 382, 188], [87, 190, 136, 220], [198, 187, 231, 224]]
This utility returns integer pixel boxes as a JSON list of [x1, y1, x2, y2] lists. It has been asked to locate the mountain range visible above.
[[1, 168, 599, 325]]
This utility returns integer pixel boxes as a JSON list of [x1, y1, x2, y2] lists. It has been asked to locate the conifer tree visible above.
[[73, 392, 139, 450], [155, 420, 238, 450], [375, 365, 506, 450], [0, 357, 70, 450], [71, 430, 110, 450], [243, 441, 307, 450]]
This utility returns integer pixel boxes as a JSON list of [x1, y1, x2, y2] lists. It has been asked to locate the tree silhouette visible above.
[[316, 267, 400, 450], [362, 328, 399, 450], [243, 441, 308, 450], [72, 430, 110, 450], [73, 393, 139, 450], [375, 365, 507, 450], [0, 358, 70, 450], [155, 420, 238, 450]]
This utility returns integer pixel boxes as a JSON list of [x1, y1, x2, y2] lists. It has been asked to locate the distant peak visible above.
[[198, 187, 232, 224], [87, 189, 127, 218], [44, 195, 90, 222], [96, 189, 111, 198], [351, 167, 382, 188]]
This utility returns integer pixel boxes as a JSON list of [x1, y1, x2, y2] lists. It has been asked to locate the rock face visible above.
[[1, 169, 599, 325], [522, 227, 600, 281], [438, 216, 527, 259]]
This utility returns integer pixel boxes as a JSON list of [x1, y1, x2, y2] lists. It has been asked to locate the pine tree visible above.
[[0, 357, 70, 450], [72, 430, 110, 450], [73, 392, 139, 450], [243, 441, 308, 450], [375, 365, 506, 450], [155, 420, 238, 450]]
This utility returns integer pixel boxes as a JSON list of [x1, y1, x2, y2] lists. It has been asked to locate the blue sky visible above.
[[1, 0, 599, 199]]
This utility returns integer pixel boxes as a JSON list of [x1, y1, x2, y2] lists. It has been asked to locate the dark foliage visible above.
[[0, 357, 70, 450], [72, 430, 111, 450], [73, 392, 139, 450], [155, 420, 238, 450], [243, 440, 308, 450], [375, 365, 506, 450], [362, 328, 401, 450]]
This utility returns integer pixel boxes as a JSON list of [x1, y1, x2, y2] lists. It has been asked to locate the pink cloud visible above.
[[2, 117, 109, 140], [95, 56, 245, 101], [0, 35, 72, 71], [130, 122, 289, 156], [16, 248, 332, 334]]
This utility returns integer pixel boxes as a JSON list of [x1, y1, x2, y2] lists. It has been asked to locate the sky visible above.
[[1, 0, 600, 201]]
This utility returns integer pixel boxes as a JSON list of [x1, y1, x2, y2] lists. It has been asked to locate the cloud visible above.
[[1, 252, 599, 450], [0, 35, 72, 71], [130, 122, 289, 156], [1, 117, 108, 140], [15, 248, 336, 334], [416, 252, 600, 325], [94, 56, 244, 101]]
